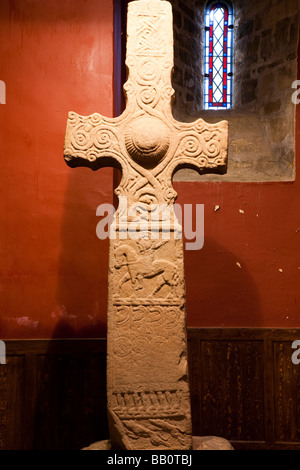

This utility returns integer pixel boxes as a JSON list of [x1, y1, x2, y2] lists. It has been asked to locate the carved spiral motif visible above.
[[195, 120, 206, 133], [123, 80, 134, 96], [71, 128, 93, 151], [137, 85, 159, 108], [163, 60, 173, 71], [132, 337, 150, 355], [203, 139, 220, 158], [88, 113, 103, 126], [165, 308, 181, 329], [172, 127, 225, 168], [114, 337, 131, 357], [181, 135, 202, 157], [86, 150, 98, 163], [152, 336, 167, 355], [116, 307, 131, 326], [198, 157, 209, 167], [132, 307, 145, 324], [137, 59, 160, 85], [214, 157, 225, 166], [163, 187, 177, 204], [149, 307, 164, 326], [68, 112, 80, 125], [136, 188, 158, 206], [161, 84, 175, 101], [93, 128, 116, 150]]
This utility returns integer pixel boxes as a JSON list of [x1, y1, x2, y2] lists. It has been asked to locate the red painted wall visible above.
[[0, 1, 299, 338], [175, 38, 300, 328], [0, 0, 114, 338]]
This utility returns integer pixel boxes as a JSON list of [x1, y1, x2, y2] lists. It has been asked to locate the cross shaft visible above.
[[64, 0, 228, 450]]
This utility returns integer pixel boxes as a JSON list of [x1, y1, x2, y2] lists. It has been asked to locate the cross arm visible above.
[[64, 111, 125, 171], [163, 117, 228, 178]]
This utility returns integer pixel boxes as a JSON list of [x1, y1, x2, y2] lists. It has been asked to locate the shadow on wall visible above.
[[33, 321, 109, 450], [184, 236, 262, 327], [55, 166, 113, 338]]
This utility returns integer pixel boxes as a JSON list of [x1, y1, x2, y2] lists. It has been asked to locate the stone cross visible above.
[[64, 0, 228, 450]]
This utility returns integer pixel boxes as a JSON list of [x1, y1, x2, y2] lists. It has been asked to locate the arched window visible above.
[[204, 1, 234, 110]]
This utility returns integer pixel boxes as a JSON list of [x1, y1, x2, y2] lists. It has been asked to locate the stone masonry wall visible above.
[[170, 0, 300, 182]]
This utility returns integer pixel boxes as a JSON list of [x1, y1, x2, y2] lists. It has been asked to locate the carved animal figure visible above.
[[114, 244, 179, 297]]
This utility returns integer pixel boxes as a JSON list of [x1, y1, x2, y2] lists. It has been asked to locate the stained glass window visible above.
[[204, 1, 234, 110]]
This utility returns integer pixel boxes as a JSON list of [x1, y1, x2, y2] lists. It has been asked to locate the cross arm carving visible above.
[[64, 111, 126, 171], [167, 117, 228, 177]]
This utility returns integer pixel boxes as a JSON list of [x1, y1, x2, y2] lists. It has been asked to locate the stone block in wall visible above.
[[263, 99, 282, 115], [241, 79, 258, 105], [277, 63, 297, 90], [260, 29, 275, 62], [245, 35, 260, 65], [268, 115, 292, 144], [178, 0, 194, 19], [275, 17, 291, 51], [258, 72, 275, 102], [237, 19, 254, 40]]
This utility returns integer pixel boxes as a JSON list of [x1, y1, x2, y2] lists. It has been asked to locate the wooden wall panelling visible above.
[[1, 330, 300, 450], [0, 354, 25, 450], [188, 329, 265, 447], [273, 339, 300, 444], [188, 328, 300, 450], [3, 340, 109, 450]]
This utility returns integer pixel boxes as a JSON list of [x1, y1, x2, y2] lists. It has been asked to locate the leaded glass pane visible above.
[[204, 1, 234, 110]]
